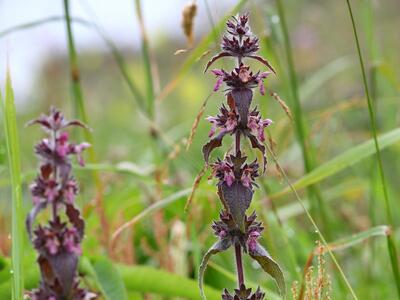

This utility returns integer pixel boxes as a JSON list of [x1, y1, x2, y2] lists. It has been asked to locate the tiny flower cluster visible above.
[[199, 14, 285, 300], [33, 217, 82, 257], [211, 65, 270, 95], [222, 284, 265, 300], [26, 107, 96, 300], [212, 154, 259, 188], [212, 211, 264, 252]]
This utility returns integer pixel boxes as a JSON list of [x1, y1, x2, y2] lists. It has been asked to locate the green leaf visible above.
[[299, 56, 354, 101], [118, 264, 222, 300], [324, 225, 390, 252], [86, 257, 128, 300], [1, 69, 24, 300], [271, 127, 400, 199], [199, 239, 232, 300], [249, 243, 286, 298], [111, 188, 191, 242]]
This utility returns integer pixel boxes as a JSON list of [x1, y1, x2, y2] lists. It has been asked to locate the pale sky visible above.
[[0, 0, 236, 105]]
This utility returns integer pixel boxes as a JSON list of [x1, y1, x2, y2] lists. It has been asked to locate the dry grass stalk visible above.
[[298, 241, 332, 300], [181, 1, 197, 48], [270, 91, 293, 121], [186, 93, 212, 151]]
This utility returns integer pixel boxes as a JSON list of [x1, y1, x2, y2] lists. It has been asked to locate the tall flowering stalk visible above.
[[199, 14, 286, 299], [26, 108, 96, 300]]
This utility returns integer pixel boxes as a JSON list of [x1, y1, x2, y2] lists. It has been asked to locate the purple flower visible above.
[[210, 65, 269, 92], [256, 72, 271, 95], [212, 159, 235, 187], [63, 227, 82, 255], [247, 230, 260, 252], [206, 105, 239, 138], [212, 154, 259, 188], [27, 106, 88, 132], [226, 14, 250, 37], [211, 69, 225, 92], [64, 179, 78, 204], [199, 14, 285, 300], [27, 108, 95, 299], [247, 109, 272, 142]]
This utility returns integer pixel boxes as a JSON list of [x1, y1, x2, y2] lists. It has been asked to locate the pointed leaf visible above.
[[26, 201, 47, 239], [66, 204, 85, 238], [204, 52, 232, 73], [248, 55, 276, 74], [199, 238, 232, 300], [202, 131, 227, 163], [230, 89, 252, 127], [219, 182, 253, 231], [39, 252, 78, 297], [249, 243, 286, 298], [1, 70, 24, 299], [87, 257, 128, 300]]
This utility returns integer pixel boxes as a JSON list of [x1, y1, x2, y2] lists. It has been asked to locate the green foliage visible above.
[[0, 1, 400, 299], [83, 257, 128, 300], [271, 127, 400, 198], [1, 70, 24, 300]]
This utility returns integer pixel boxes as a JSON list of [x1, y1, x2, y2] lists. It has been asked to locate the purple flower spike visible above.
[[26, 107, 96, 299], [199, 14, 286, 300]]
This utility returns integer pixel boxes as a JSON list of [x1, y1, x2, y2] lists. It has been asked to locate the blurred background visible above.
[[1, 0, 400, 299]]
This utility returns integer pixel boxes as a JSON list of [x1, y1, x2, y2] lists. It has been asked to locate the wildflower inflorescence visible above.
[[199, 14, 285, 299], [26, 108, 96, 300]]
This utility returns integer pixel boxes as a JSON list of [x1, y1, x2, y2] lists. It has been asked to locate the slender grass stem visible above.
[[1, 70, 24, 300], [63, 0, 109, 250], [275, 0, 330, 236], [134, 0, 155, 120], [264, 142, 358, 299], [345, 1, 400, 296]]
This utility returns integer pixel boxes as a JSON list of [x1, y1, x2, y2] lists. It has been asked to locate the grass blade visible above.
[[322, 225, 390, 253], [264, 142, 358, 299], [63, 0, 111, 251], [135, 0, 155, 119], [270, 127, 400, 199], [84, 257, 128, 300], [344, 3, 399, 296], [111, 188, 191, 244], [1, 70, 24, 300], [275, 0, 330, 236], [344, 0, 393, 226]]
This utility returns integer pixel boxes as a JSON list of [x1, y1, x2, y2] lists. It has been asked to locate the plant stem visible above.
[[235, 131, 241, 155], [135, 0, 155, 120], [235, 243, 244, 287], [275, 0, 331, 237], [63, 0, 109, 251], [345, 0, 400, 297]]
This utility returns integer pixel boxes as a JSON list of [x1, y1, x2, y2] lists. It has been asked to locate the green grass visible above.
[[275, 0, 332, 240], [0, 1, 400, 299], [345, 0, 400, 297], [1, 70, 24, 300]]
